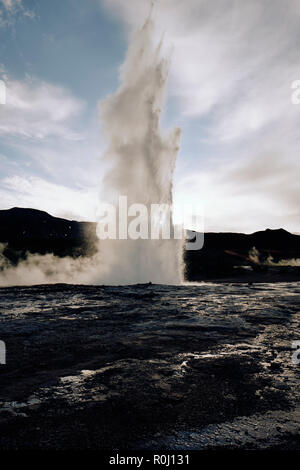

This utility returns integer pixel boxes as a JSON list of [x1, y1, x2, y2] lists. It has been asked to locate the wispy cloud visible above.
[[104, 0, 300, 136], [176, 150, 300, 234], [0, 74, 85, 140], [0, 175, 98, 221], [0, 71, 102, 221], [0, 0, 34, 27], [104, 0, 300, 232]]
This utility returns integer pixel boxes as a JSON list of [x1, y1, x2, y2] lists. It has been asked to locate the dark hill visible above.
[[0, 207, 98, 263], [185, 228, 300, 280], [0, 208, 299, 281]]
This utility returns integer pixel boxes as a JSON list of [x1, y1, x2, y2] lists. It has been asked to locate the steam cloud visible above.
[[0, 243, 101, 287], [92, 13, 182, 285], [248, 246, 300, 267]]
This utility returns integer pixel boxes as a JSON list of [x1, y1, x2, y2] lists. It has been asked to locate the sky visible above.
[[0, 0, 299, 233]]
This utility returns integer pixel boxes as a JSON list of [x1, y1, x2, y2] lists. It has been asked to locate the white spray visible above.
[[93, 14, 183, 284]]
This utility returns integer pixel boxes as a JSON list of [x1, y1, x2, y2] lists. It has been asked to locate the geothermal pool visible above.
[[0, 282, 299, 450]]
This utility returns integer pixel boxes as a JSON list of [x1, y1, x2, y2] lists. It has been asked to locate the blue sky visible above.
[[0, 1, 124, 100], [0, 0, 299, 233]]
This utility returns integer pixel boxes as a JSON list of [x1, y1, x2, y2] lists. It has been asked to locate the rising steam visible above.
[[248, 246, 300, 267], [0, 243, 101, 287], [91, 13, 183, 285]]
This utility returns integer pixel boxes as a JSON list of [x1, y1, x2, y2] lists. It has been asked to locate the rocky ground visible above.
[[0, 282, 299, 450]]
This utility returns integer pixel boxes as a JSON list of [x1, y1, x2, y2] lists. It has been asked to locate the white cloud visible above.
[[0, 175, 98, 221], [104, 0, 300, 132], [175, 150, 300, 234], [0, 0, 34, 26], [0, 73, 104, 219], [0, 75, 84, 140], [1, 0, 21, 10], [103, 0, 300, 232]]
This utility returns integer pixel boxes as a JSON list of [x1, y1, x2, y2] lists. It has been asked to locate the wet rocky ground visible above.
[[0, 282, 299, 450]]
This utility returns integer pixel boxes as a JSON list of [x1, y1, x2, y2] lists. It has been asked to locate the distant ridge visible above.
[[0, 208, 300, 281], [185, 227, 300, 280], [0, 207, 98, 261]]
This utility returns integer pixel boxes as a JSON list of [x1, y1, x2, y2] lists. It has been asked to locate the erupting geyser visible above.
[[94, 14, 183, 284], [0, 14, 184, 287]]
